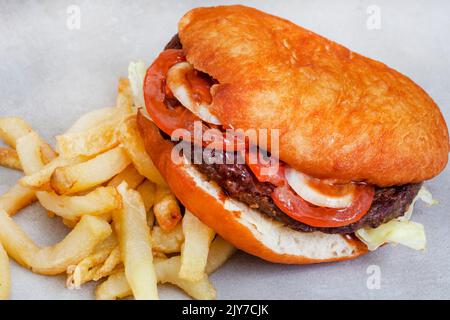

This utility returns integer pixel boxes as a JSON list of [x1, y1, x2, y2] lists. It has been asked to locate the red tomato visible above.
[[272, 184, 375, 228], [143, 49, 200, 136], [143, 49, 243, 152], [245, 148, 285, 187]]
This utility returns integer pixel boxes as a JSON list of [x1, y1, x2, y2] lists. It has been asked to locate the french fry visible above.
[[17, 133, 106, 222], [0, 118, 56, 163], [15, 132, 63, 220], [37, 187, 121, 221], [66, 243, 117, 289], [153, 185, 182, 232], [0, 184, 36, 216], [136, 180, 156, 212], [67, 252, 109, 289], [0, 207, 42, 267], [94, 233, 119, 253], [40, 144, 58, 164], [95, 270, 131, 300], [0, 147, 22, 170], [0, 132, 45, 215], [179, 210, 215, 282], [152, 224, 184, 254], [205, 237, 236, 274], [153, 194, 181, 231], [107, 165, 145, 189], [156, 257, 216, 300], [31, 215, 112, 275], [93, 246, 122, 281], [0, 242, 10, 300], [95, 257, 217, 300], [0, 208, 112, 275], [56, 124, 118, 158], [137, 180, 157, 228], [56, 113, 128, 158], [67, 264, 102, 289], [19, 156, 84, 191], [0, 117, 32, 148], [58, 93, 132, 158], [113, 182, 158, 300], [16, 132, 45, 175], [50, 146, 131, 195], [94, 165, 146, 222], [117, 115, 167, 186], [66, 107, 116, 134]]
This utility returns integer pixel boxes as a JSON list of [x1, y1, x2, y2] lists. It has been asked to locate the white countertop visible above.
[[1, 0, 449, 299]]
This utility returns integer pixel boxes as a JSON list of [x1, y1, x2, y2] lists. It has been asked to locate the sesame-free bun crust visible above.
[[178, 5, 449, 187], [137, 112, 368, 264]]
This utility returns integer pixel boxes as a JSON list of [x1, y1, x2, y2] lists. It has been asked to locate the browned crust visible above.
[[178, 5, 449, 186], [137, 111, 368, 264]]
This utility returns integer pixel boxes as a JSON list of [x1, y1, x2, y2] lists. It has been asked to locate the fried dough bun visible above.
[[178, 5, 449, 187], [137, 112, 368, 264]]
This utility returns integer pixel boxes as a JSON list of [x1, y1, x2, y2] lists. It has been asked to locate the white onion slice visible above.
[[166, 62, 221, 125], [285, 167, 354, 208]]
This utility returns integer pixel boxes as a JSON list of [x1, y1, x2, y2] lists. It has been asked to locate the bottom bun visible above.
[[137, 112, 368, 264]]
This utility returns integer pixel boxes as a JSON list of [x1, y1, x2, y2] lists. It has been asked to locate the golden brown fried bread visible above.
[[178, 5, 449, 187]]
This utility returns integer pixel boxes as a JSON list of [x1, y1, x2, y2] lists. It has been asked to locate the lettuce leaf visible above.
[[356, 186, 436, 251], [127, 60, 147, 108], [356, 220, 426, 251]]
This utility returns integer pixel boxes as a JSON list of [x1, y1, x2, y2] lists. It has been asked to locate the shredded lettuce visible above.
[[356, 220, 426, 251], [128, 60, 147, 108], [356, 186, 436, 251]]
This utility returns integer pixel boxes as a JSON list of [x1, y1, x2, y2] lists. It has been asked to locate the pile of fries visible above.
[[0, 78, 236, 300]]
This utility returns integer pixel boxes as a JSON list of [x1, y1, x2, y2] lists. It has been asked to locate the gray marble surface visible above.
[[0, 0, 449, 299]]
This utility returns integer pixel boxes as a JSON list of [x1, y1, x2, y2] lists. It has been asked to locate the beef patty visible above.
[[193, 148, 421, 234], [165, 34, 422, 234]]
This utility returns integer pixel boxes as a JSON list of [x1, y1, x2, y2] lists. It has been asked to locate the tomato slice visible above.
[[272, 184, 375, 228], [143, 49, 201, 136], [245, 148, 285, 187], [244, 146, 374, 227], [143, 49, 244, 152]]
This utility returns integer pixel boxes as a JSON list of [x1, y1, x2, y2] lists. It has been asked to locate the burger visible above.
[[130, 5, 449, 264]]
